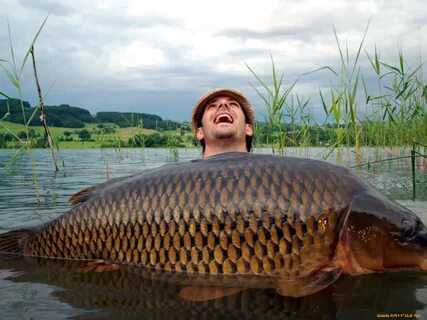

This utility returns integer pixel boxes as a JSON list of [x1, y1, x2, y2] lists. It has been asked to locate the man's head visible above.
[[192, 89, 255, 155]]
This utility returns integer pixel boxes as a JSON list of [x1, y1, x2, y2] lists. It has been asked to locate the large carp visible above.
[[1, 152, 426, 298]]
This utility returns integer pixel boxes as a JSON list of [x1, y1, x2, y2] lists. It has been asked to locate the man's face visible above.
[[196, 95, 253, 144]]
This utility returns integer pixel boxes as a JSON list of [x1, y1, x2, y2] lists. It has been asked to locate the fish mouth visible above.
[[407, 227, 427, 271], [394, 217, 427, 271], [214, 113, 234, 125]]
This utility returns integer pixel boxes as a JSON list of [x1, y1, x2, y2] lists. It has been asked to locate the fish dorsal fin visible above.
[[179, 286, 243, 301], [68, 165, 174, 206], [69, 186, 97, 206], [277, 268, 342, 298], [68, 175, 136, 206]]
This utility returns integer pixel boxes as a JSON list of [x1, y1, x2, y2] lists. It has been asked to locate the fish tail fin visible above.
[[0, 229, 33, 255]]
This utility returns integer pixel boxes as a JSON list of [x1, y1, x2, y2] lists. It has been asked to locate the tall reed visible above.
[[0, 17, 52, 201], [318, 23, 370, 160], [246, 55, 296, 155], [0, 17, 53, 154], [249, 23, 426, 162], [364, 49, 426, 146]]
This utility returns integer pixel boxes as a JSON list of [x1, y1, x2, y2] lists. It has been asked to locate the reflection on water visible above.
[[0, 147, 426, 319], [0, 255, 426, 320]]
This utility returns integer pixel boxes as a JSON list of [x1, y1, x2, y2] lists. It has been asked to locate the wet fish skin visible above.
[[1, 152, 426, 297], [23, 154, 357, 280]]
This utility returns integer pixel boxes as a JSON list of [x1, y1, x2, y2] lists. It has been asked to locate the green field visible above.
[[0, 120, 182, 148]]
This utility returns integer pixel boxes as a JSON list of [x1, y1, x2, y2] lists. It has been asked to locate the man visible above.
[[192, 88, 255, 158], [70, 88, 255, 206]]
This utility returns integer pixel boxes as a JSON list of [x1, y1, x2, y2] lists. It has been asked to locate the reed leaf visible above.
[[319, 89, 329, 115], [26, 105, 41, 126], [7, 20, 18, 76], [0, 63, 20, 88], [245, 63, 273, 97], [351, 20, 370, 78], [365, 46, 381, 75], [0, 90, 11, 99], [333, 25, 346, 74], [381, 62, 401, 75], [20, 15, 49, 76]]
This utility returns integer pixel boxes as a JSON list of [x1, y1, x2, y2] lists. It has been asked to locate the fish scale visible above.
[[2, 153, 372, 289]]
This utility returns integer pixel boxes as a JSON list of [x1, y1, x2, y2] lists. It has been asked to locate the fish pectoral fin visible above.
[[277, 268, 342, 298], [179, 286, 244, 302], [79, 260, 120, 273]]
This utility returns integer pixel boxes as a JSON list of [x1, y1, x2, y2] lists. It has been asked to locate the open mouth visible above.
[[214, 113, 233, 124]]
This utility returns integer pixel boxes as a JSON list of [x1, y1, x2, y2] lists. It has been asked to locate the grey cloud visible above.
[[92, 14, 181, 30], [217, 6, 380, 44], [217, 22, 372, 44], [228, 48, 272, 59], [216, 13, 360, 43], [217, 25, 323, 42], [17, 0, 76, 16]]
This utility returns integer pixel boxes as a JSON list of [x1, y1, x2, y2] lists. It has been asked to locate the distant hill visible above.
[[0, 99, 92, 128], [95, 112, 179, 130], [0, 99, 179, 129], [0, 98, 31, 112], [45, 104, 94, 126]]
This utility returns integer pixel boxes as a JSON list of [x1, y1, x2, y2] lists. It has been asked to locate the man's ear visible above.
[[196, 127, 205, 141], [245, 124, 254, 137]]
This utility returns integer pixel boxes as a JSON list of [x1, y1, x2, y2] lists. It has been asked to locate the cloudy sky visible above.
[[0, 0, 426, 121]]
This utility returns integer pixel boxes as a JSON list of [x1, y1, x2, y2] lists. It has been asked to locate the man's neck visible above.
[[203, 140, 247, 158]]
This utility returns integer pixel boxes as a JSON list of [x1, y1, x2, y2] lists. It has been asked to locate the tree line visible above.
[[0, 98, 181, 130]]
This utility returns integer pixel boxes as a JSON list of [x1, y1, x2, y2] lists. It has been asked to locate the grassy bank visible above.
[[1, 117, 425, 150], [0, 120, 198, 149]]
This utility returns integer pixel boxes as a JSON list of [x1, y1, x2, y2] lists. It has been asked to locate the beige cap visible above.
[[191, 88, 255, 133]]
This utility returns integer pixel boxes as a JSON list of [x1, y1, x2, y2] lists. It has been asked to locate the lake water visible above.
[[0, 147, 426, 319]]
